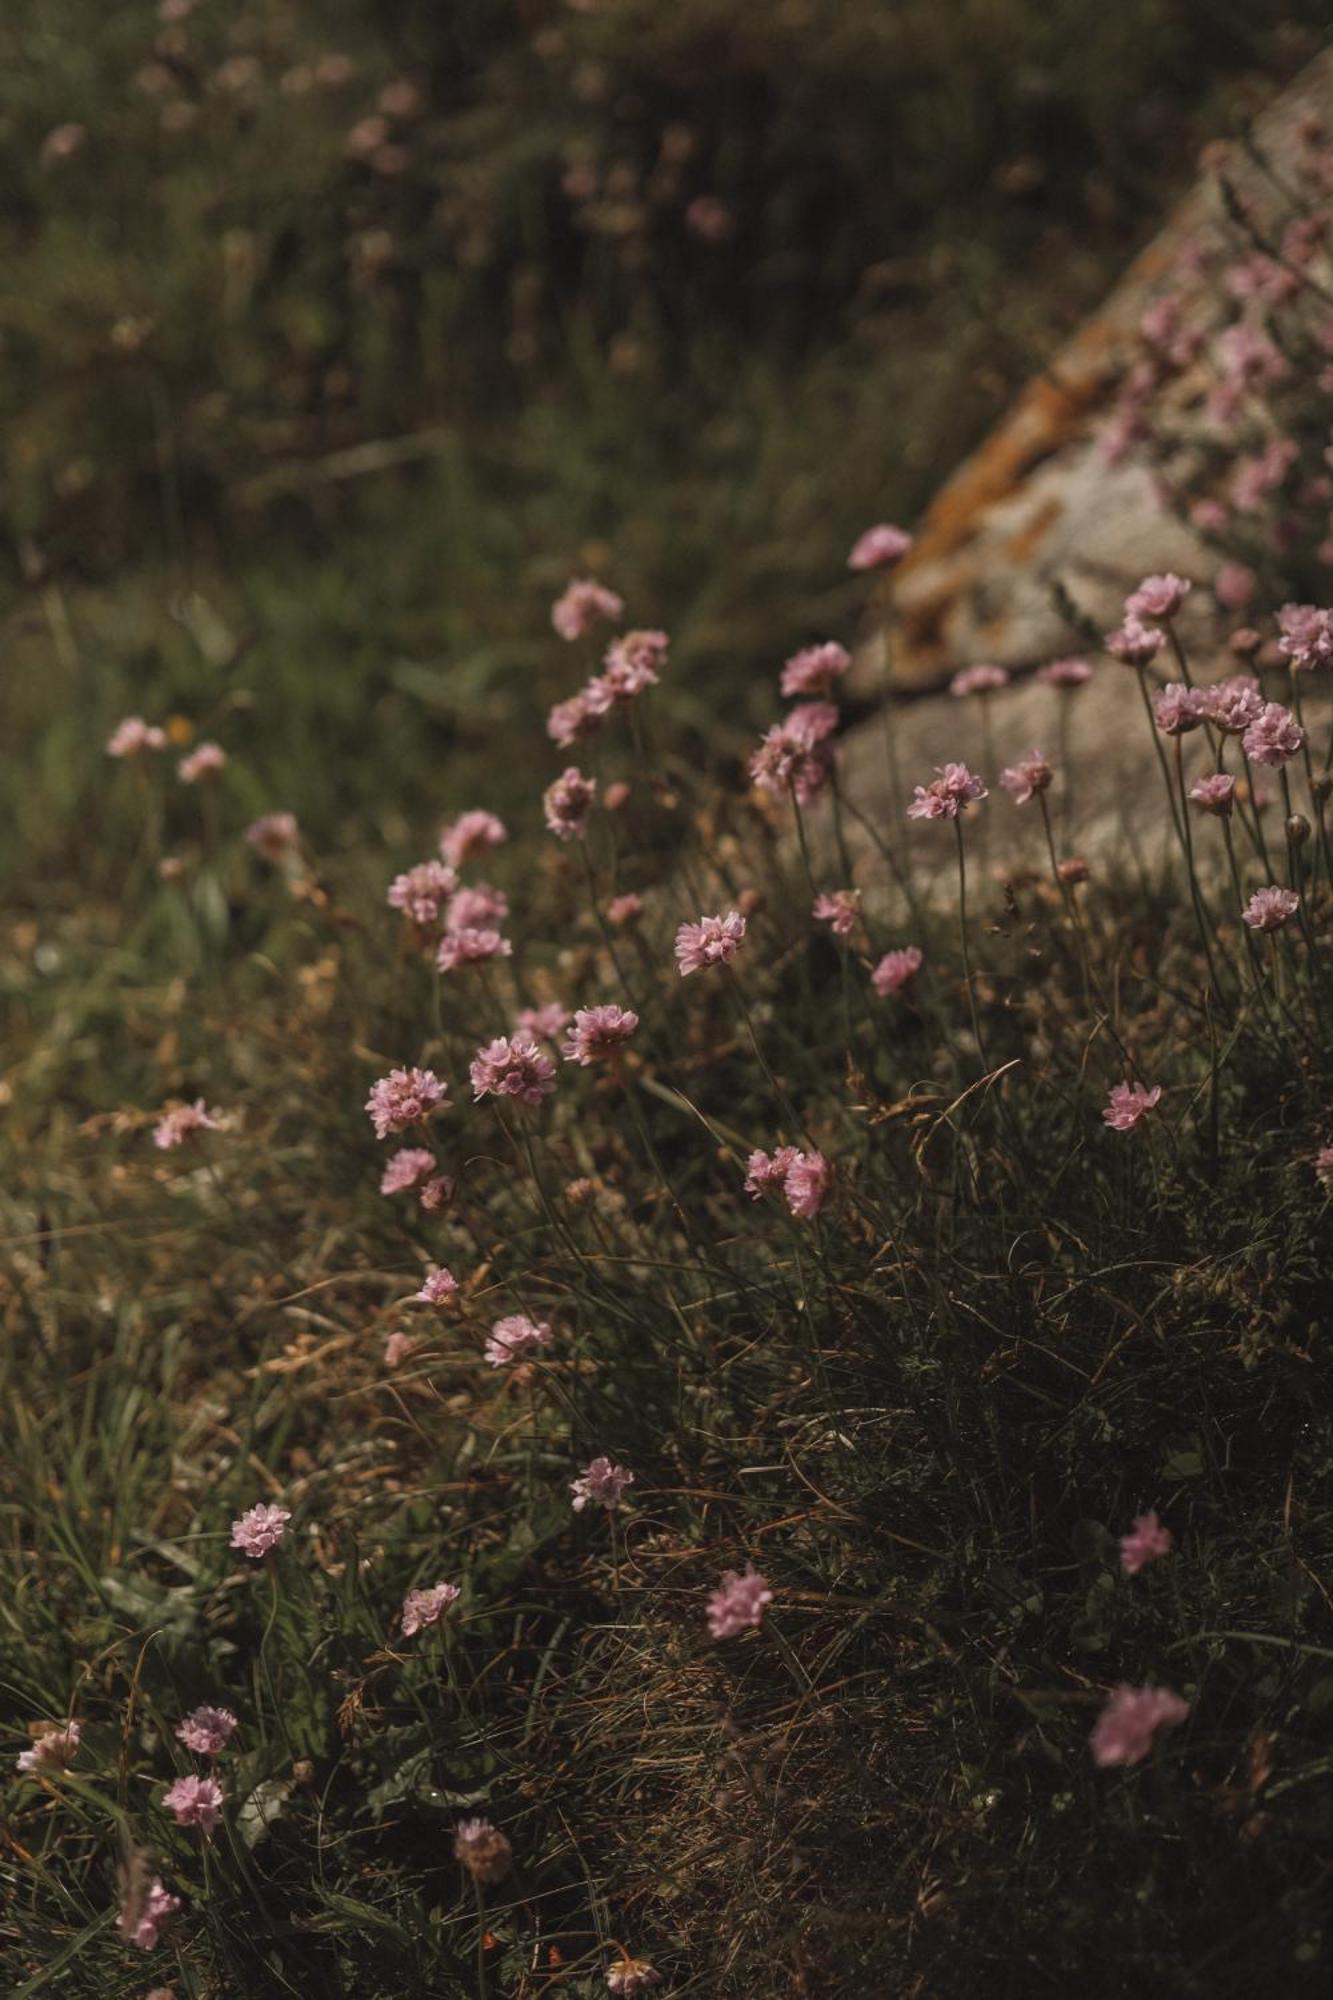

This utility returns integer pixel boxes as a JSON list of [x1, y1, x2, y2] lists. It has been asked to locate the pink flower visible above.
[[107, 716, 167, 757], [1152, 684, 1208, 736], [1059, 857, 1089, 884], [561, 1004, 639, 1065], [420, 1175, 453, 1213], [784, 1149, 831, 1218], [570, 1455, 635, 1512], [440, 810, 508, 870], [118, 1875, 181, 1952], [1214, 562, 1255, 612], [1090, 1685, 1189, 1767], [401, 1580, 460, 1636], [1119, 1512, 1173, 1576], [1231, 438, 1297, 513], [436, 927, 512, 973], [950, 663, 1009, 698], [1036, 657, 1093, 690], [485, 1313, 552, 1366], [872, 946, 923, 996], [1243, 885, 1300, 932], [366, 1067, 447, 1138], [470, 1034, 557, 1105], [602, 629, 668, 699], [544, 766, 598, 841], [1216, 321, 1288, 390], [445, 883, 509, 932], [547, 689, 609, 748], [153, 1099, 221, 1149], [848, 523, 912, 571], [1125, 573, 1192, 623], [551, 578, 624, 641], [229, 1502, 291, 1559], [999, 750, 1053, 803], [15, 1721, 80, 1774], [675, 909, 746, 975], [750, 702, 838, 805], [380, 1147, 438, 1196], [413, 1266, 459, 1306], [607, 892, 644, 927], [1315, 1145, 1333, 1190], [1277, 603, 1333, 673], [454, 1817, 512, 1883], [606, 1956, 662, 1995], [781, 641, 851, 699], [813, 889, 860, 936], [178, 742, 227, 784], [175, 1706, 238, 1756], [1203, 675, 1263, 734], [707, 1565, 773, 1639], [1105, 618, 1164, 666], [40, 121, 87, 166], [245, 812, 300, 862], [906, 762, 987, 821], [744, 1146, 800, 1197], [1103, 1081, 1162, 1132], [1242, 702, 1305, 767], [383, 1331, 414, 1369], [1189, 773, 1235, 816], [387, 860, 457, 926], [162, 1773, 225, 1834], [516, 1003, 571, 1041]]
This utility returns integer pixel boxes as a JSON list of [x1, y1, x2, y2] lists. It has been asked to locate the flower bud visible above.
[[1286, 813, 1311, 847]]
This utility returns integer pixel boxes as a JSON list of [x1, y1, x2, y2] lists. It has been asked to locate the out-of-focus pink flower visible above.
[[950, 663, 1009, 698], [229, 1503, 291, 1559], [1243, 885, 1300, 932], [1090, 1685, 1189, 1767], [1277, 603, 1333, 672], [602, 629, 668, 699], [420, 1175, 453, 1213], [685, 193, 732, 241], [1037, 657, 1093, 689], [178, 743, 227, 784], [383, 1330, 414, 1369], [781, 642, 851, 699], [813, 889, 860, 937], [1189, 773, 1235, 816], [485, 1314, 552, 1366], [315, 52, 356, 87], [1216, 320, 1288, 391], [388, 861, 457, 926], [1152, 684, 1209, 736], [607, 892, 644, 927], [570, 1456, 634, 1512], [162, 1774, 225, 1834], [1214, 562, 1255, 612], [907, 763, 987, 821], [1103, 1082, 1162, 1132], [516, 1003, 571, 1041], [848, 523, 912, 571], [445, 883, 509, 932], [1125, 573, 1192, 623], [413, 1267, 459, 1306], [176, 1707, 237, 1756], [544, 766, 598, 840], [436, 927, 512, 973], [999, 750, 1053, 803], [750, 702, 838, 805], [1190, 497, 1230, 534], [707, 1565, 772, 1639], [744, 1146, 800, 1197], [1231, 438, 1298, 514], [1059, 857, 1090, 884], [606, 1955, 662, 1995], [153, 1099, 221, 1150], [40, 122, 87, 167], [1120, 1511, 1173, 1576], [470, 1035, 557, 1105], [440, 810, 508, 870], [1242, 702, 1305, 767], [245, 812, 301, 862], [1203, 675, 1263, 734], [552, 578, 625, 641], [675, 910, 746, 975], [401, 1581, 460, 1636], [547, 688, 609, 748], [872, 946, 923, 996], [1106, 618, 1164, 666], [107, 716, 167, 758], [1315, 1145, 1333, 1190], [118, 1875, 181, 1952], [784, 1150, 831, 1218], [454, 1817, 512, 1882], [366, 1068, 447, 1139], [561, 1004, 639, 1065], [15, 1720, 80, 1774]]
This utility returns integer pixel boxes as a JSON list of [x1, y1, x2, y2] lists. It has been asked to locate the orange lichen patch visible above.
[[1004, 494, 1064, 566]]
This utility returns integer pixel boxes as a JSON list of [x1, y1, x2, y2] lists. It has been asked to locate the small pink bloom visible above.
[[1103, 1081, 1162, 1132], [41, 122, 87, 166], [602, 629, 668, 699], [750, 702, 838, 805], [245, 812, 300, 862], [547, 688, 609, 748], [781, 641, 851, 699], [950, 663, 1009, 698], [516, 1003, 572, 1041], [470, 1034, 557, 1105], [1105, 618, 1164, 666], [675, 910, 746, 976], [107, 716, 167, 758], [485, 1314, 552, 1366], [906, 762, 987, 822], [153, 1099, 221, 1149], [1277, 603, 1333, 673], [685, 193, 731, 240], [440, 810, 508, 870], [1152, 684, 1208, 736], [162, 1773, 225, 1834], [1036, 657, 1093, 690], [118, 1875, 180, 1952], [848, 523, 912, 571], [413, 1266, 459, 1306], [813, 889, 860, 937], [1203, 675, 1263, 734], [1215, 562, 1255, 612], [783, 1150, 831, 1219], [544, 766, 598, 841], [1243, 885, 1300, 932], [436, 927, 512, 973], [1189, 773, 1235, 816], [551, 578, 624, 642], [999, 750, 1053, 803], [744, 1146, 800, 1198], [1315, 1145, 1333, 1190], [1120, 1511, 1173, 1576], [366, 1067, 447, 1139], [561, 1004, 639, 1066], [15, 1721, 80, 1774], [178, 742, 227, 784], [445, 883, 509, 932], [1242, 702, 1306, 768], [454, 1817, 512, 1882], [607, 892, 644, 927], [570, 1456, 634, 1512], [1059, 857, 1090, 884], [401, 1581, 460, 1636], [380, 1147, 437, 1196], [229, 1503, 291, 1559], [1125, 573, 1192, 622], [176, 1706, 237, 1756], [383, 1330, 414, 1369], [872, 946, 923, 996], [1090, 1685, 1189, 1767], [419, 1174, 453, 1213], [707, 1565, 772, 1639], [387, 860, 457, 926]]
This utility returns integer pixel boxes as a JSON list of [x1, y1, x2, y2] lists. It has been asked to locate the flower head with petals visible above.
[[229, 1503, 291, 1559], [162, 1773, 225, 1834], [707, 1565, 772, 1639], [551, 578, 624, 641], [440, 810, 508, 870], [176, 1706, 238, 1756], [401, 1581, 460, 1636], [561, 1004, 639, 1066], [1243, 885, 1300, 932], [365, 1067, 447, 1138], [470, 1035, 556, 1106], [1103, 1082, 1162, 1132], [485, 1314, 552, 1367], [1000, 750, 1053, 803], [1120, 1512, 1173, 1576], [1090, 1685, 1189, 1767], [154, 1099, 221, 1150], [675, 910, 746, 976], [848, 523, 912, 570], [571, 1456, 635, 1512]]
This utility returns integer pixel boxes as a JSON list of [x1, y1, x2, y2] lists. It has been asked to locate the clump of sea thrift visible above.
[[813, 889, 860, 936], [1103, 1081, 1162, 1132], [750, 701, 837, 804], [1106, 618, 1164, 666], [401, 1581, 460, 1636], [485, 1314, 552, 1366], [229, 1503, 291, 1559], [380, 1148, 437, 1196], [153, 1100, 221, 1149], [1125, 572, 1192, 622], [175, 1707, 237, 1756], [470, 1034, 557, 1105], [387, 860, 457, 926], [107, 716, 167, 757], [607, 891, 643, 927], [178, 742, 227, 784], [745, 1146, 830, 1218], [365, 1067, 447, 1138], [1243, 886, 1299, 932], [117, 1875, 180, 1952], [707, 1565, 773, 1639], [1190, 773, 1235, 815], [1276, 601, 1333, 671], [516, 1003, 572, 1041], [162, 1773, 225, 1834], [1153, 684, 1208, 735], [413, 1266, 459, 1306], [571, 1456, 635, 1511], [1090, 1685, 1189, 1767], [446, 883, 509, 931], [602, 628, 668, 698], [1120, 1512, 1173, 1575], [436, 926, 512, 973], [675, 909, 746, 975], [1315, 1146, 1333, 1191]]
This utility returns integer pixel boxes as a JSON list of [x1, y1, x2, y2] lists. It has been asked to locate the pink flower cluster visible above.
[[551, 577, 624, 641], [229, 1502, 291, 1559], [813, 889, 860, 937], [413, 1266, 460, 1306], [107, 716, 167, 757], [872, 946, 923, 997], [781, 641, 850, 699], [750, 701, 838, 805], [675, 909, 746, 976], [1277, 602, 1333, 672], [744, 1145, 831, 1218], [485, 1314, 552, 1367], [1242, 886, 1299, 932], [470, 1034, 557, 1105], [118, 1875, 181, 1952], [162, 1772, 225, 1833], [907, 762, 987, 822], [1119, 1511, 1173, 1576], [176, 1706, 237, 1756], [365, 1067, 447, 1137], [387, 860, 457, 926], [1089, 1685, 1189, 1767], [1103, 1081, 1161, 1132], [440, 810, 508, 870], [999, 750, 1052, 803], [15, 1720, 80, 1774], [436, 926, 512, 973], [153, 1099, 221, 1149], [706, 1565, 772, 1639], [547, 625, 666, 745], [544, 765, 598, 840], [570, 1455, 635, 1512], [401, 1580, 460, 1635], [950, 663, 1009, 698], [848, 522, 912, 570], [561, 1004, 639, 1066], [178, 742, 227, 784]]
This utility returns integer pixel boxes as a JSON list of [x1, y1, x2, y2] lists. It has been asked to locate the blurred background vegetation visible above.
[[2, 0, 1328, 877]]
